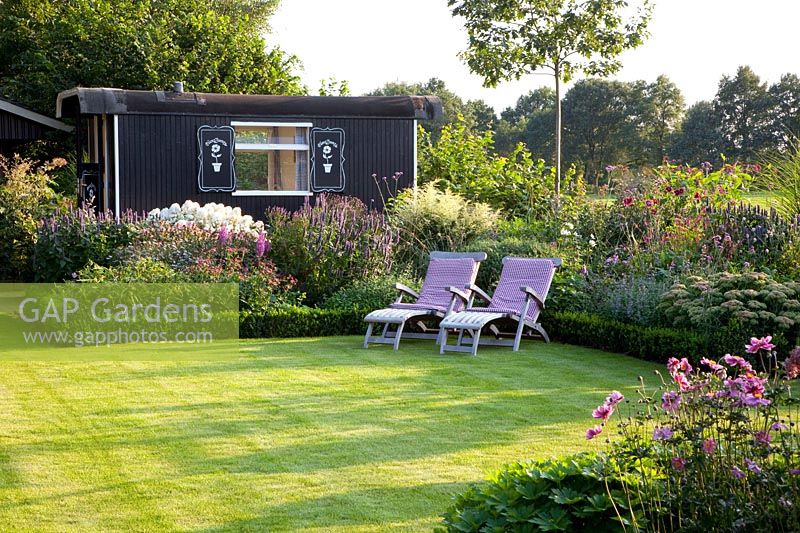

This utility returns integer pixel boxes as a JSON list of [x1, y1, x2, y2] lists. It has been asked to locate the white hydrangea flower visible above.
[[146, 200, 262, 235]]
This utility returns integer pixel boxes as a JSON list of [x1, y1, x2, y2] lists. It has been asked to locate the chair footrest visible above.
[[364, 308, 437, 324], [440, 312, 510, 330]]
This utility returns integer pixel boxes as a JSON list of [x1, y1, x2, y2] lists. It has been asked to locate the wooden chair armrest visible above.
[[394, 282, 420, 301], [468, 284, 493, 304], [448, 286, 470, 302], [521, 286, 545, 309]]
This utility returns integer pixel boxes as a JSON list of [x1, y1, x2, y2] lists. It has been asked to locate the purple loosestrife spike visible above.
[[702, 438, 717, 455], [256, 231, 267, 258]]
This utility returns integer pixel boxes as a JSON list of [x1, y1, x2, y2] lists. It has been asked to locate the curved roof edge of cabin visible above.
[[56, 87, 444, 121]]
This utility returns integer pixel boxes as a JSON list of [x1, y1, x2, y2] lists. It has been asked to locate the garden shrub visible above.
[[33, 208, 138, 282], [659, 271, 800, 355], [418, 117, 578, 220], [586, 274, 675, 326], [184, 257, 298, 312], [585, 161, 757, 274], [78, 258, 186, 283], [118, 222, 296, 311], [777, 233, 800, 280], [702, 202, 799, 272], [240, 307, 369, 338], [0, 156, 69, 281], [121, 220, 267, 270], [265, 194, 395, 305], [388, 183, 498, 277], [440, 452, 644, 532], [586, 341, 800, 532], [321, 273, 420, 311]]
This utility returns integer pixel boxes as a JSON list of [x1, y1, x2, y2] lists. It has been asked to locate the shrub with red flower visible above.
[[597, 160, 759, 275]]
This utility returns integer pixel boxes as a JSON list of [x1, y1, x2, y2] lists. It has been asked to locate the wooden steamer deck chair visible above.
[[363, 251, 487, 350], [439, 257, 561, 356]]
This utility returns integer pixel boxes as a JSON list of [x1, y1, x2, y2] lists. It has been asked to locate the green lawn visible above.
[[742, 190, 778, 210], [0, 337, 657, 532]]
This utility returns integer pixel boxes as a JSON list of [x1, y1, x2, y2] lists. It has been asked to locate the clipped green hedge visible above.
[[544, 311, 710, 364], [239, 306, 728, 365], [240, 307, 370, 338]]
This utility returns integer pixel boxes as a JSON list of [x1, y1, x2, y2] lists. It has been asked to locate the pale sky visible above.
[[269, 0, 800, 114]]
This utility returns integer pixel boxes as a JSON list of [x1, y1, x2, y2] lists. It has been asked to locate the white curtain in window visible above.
[[295, 128, 308, 191]]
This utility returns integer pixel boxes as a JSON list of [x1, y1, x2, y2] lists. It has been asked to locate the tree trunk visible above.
[[554, 62, 562, 198]]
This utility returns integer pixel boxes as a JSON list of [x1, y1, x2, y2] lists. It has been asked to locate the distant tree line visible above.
[[373, 67, 800, 187]]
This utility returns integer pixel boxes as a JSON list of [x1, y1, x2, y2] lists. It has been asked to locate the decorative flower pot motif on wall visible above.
[[197, 126, 236, 193], [310, 128, 346, 192], [210, 143, 223, 172], [322, 145, 333, 173]]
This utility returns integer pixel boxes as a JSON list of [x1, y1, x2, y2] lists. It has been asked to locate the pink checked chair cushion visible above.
[[390, 258, 477, 313], [470, 258, 556, 321]]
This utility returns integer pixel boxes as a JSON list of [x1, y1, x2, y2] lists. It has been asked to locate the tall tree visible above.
[[0, 0, 302, 115], [449, 0, 652, 196], [496, 88, 556, 157], [500, 87, 556, 123], [670, 101, 723, 166], [636, 75, 685, 164], [562, 78, 636, 185], [768, 73, 800, 150], [713, 66, 773, 161]]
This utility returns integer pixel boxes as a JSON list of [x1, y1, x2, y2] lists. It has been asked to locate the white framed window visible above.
[[231, 121, 313, 196]]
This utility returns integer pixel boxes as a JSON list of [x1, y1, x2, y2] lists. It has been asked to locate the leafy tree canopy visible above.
[[500, 87, 556, 123], [562, 78, 637, 184], [634, 75, 685, 163], [367, 78, 496, 141], [714, 66, 772, 161], [670, 101, 722, 167], [768, 73, 800, 149], [0, 0, 303, 115], [496, 87, 556, 157]]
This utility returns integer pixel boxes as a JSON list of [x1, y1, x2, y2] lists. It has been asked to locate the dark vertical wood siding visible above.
[[117, 115, 415, 218], [0, 110, 47, 141]]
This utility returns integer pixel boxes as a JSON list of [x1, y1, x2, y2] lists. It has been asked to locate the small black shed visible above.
[[56, 87, 442, 217], [0, 96, 72, 156]]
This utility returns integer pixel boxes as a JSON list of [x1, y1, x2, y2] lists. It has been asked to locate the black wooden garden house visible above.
[[56, 86, 442, 217]]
